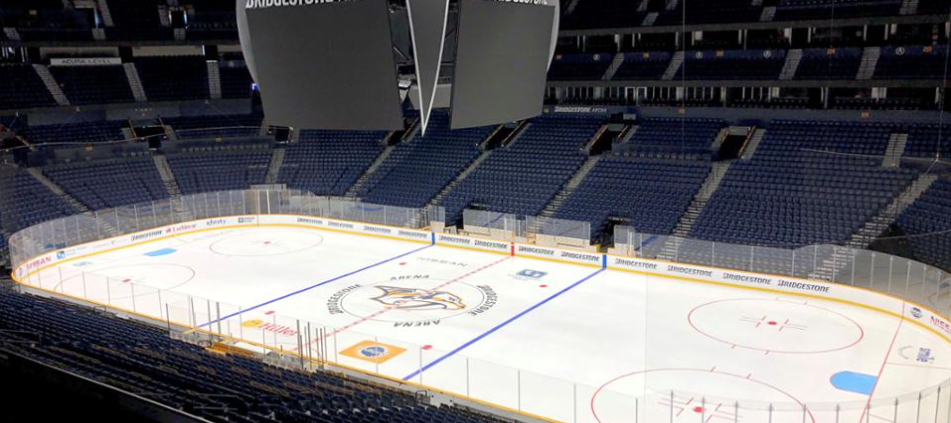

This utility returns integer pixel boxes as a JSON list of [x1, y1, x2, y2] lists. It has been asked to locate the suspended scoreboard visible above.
[[237, 0, 558, 132]]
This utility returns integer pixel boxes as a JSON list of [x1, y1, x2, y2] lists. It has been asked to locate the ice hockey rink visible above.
[[17, 223, 951, 423]]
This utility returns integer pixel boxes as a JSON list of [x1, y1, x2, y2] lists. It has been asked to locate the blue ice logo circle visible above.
[[360, 346, 387, 358]]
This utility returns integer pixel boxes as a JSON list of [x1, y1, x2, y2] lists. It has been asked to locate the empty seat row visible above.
[[0, 289, 512, 423]]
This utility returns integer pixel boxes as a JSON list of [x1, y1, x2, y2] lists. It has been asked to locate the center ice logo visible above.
[[332, 279, 495, 325], [371, 286, 466, 311]]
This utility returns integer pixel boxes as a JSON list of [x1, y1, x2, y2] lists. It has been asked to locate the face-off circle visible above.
[[337, 277, 487, 324], [209, 231, 324, 257], [65, 263, 197, 301], [688, 298, 864, 354], [590, 368, 814, 423]]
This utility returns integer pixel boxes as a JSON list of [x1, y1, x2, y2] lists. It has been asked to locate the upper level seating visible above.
[[759, 119, 896, 156], [663, 0, 763, 24], [0, 0, 66, 24], [874, 45, 948, 80], [133, 56, 210, 102], [24, 120, 128, 145], [0, 290, 512, 423], [563, 0, 922, 30], [677, 49, 787, 80], [219, 61, 254, 99], [50, 64, 136, 105], [439, 114, 606, 223], [564, 0, 769, 29], [690, 154, 915, 247], [167, 147, 270, 194], [0, 64, 57, 110], [16, 26, 94, 42], [183, 0, 239, 40], [554, 157, 710, 239], [2, 170, 74, 232], [278, 130, 386, 196], [619, 117, 725, 158], [548, 53, 614, 80], [164, 114, 262, 139], [896, 179, 951, 271], [105, 0, 173, 40], [902, 124, 951, 158], [42, 156, 168, 210], [690, 120, 917, 247], [774, 0, 902, 20], [0, 0, 93, 41], [359, 113, 494, 208], [612, 52, 672, 80], [561, 0, 643, 30], [794, 48, 863, 80], [917, 0, 951, 14]]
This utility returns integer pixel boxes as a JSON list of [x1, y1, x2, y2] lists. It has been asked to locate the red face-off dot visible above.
[[693, 406, 704, 414], [399, 262, 407, 266], [767, 321, 778, 326], [539, 284, 548, 288], [422, 345, 432, 350]]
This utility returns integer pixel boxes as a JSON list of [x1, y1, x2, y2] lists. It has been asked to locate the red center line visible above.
[[293, 255, 513, 351], [857, 303, 905, 423]]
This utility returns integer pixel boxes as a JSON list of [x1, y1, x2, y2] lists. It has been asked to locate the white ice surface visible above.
[[26, 226, 951, 423]]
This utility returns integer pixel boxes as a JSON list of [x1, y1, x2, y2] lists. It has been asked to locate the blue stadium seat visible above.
[[359, 112, 495, 208], [554, 157, 711, 239], [164, 114, 263, 139], [690, 119, 917, 247], [794, 48, 863, 80], [49, 64, 136, 105], [548, 53, 614, 80], [896, 179, 951, 271], [0, 64, 58, 109], [279, 129, 387, 196], [43, 156, 169, 210], [167, 147, 271, 194], [439, 113, 607, 223], [676, 49, 786, 80], [133, 56, 210, 101], [0, 289, 515, 423], [617, 117, 725, 159], [2, 170, 75, 232]]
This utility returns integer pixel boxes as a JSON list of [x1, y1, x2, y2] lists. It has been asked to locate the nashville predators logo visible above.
[[370, 286, 466, 311]]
